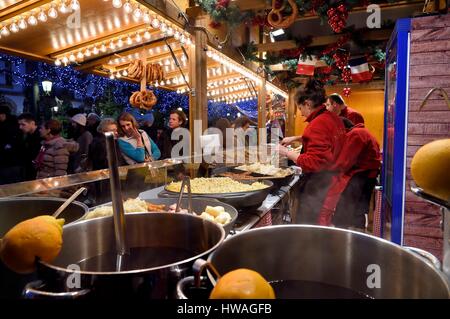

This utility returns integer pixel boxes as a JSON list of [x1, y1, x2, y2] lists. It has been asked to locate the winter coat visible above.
[[118, 130, 161, 165], [318, 124, 381, 226], [36, 136, 79, 179], [341, 106, 365, 126], [293, 105, 347, 225]]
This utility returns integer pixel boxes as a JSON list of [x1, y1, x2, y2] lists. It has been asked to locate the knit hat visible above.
[[71, 113, 87, 126]]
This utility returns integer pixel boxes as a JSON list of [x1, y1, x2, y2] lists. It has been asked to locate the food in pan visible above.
[[85, 198, 151, 219], [199, 206, 232, 225], [166, 177, 268, 193], [85, 199, 232, 227], [218, 171, 256, 180], [236, 163, 294, 177], [0, 216, 65, 274]]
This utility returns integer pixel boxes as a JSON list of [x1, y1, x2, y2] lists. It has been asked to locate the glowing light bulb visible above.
[[59, 1, 68, 14], [135, 33, 142, 42], [101, 43, 107, 52], [123, 1, 133, 13], [174, 31, 180, 40], [151, 18, 160, 29], [54, 59, 61, 66], [10, 22, 19, 33], [38, 10, 47, 22], [69, 54, 76, 62], [77, 51, 84, 59], [143, 12, 150, 23], [127, 36, 132, 45], [18, 18, 27, 29], [117, 38, 123, 47], [93, 47, 99, 55], [109, 74, 115, 80], [154, 81, 159, 87], [62, 56, 69, 64], [116, 72, 122, 78], [133, 7, 142, 19], [160, 23, 167, 33], [28, 15, 38, 26], [109, 41, 116, 50], [70, 0, 80, 11], [167, 27, 174, 36], [84, 48, 91, 56], [112, 0, 122, 8], [122, 70, 128, 76], [180, 34, 186, 44], [1, 26, 10, 36], [144, 30, 151, 40]]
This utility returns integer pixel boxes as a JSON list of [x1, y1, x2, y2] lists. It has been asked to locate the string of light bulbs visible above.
[[0, 0, 79, 38]]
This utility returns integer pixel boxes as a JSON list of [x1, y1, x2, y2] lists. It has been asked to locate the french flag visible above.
[[349, 57, 373, 82], [296, 56, 316, 76]]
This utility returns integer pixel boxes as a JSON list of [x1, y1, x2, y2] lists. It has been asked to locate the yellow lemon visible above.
[[411, 139, 450, 201], [210, 268, 275, 299], [0, 216, 65, 274]]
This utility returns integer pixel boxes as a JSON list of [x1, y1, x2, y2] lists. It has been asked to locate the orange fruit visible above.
[[210, 268, 275, 299], [0, 216, 65, 274], [411, 139, 450, 202]]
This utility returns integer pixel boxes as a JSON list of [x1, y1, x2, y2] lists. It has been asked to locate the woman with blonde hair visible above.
[[117, 112, 160, 165]]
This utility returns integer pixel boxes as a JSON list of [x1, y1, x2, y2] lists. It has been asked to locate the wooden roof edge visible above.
[[0, 46, 54, 63]]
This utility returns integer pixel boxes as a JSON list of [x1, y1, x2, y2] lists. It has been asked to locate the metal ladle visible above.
[[52, 187, 87, 218]]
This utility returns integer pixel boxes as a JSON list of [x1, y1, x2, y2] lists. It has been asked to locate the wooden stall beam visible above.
[[49, 26, 160, 58], [189, 13, 208, 159], [0, 46, 53, 63], [75, 37, 175, 71], [257, 78, 267, 135], [230, 0, 423, 17], [0, 0, 53, 21], [286, 88, 297, 138], [256, 29, 393, 52]]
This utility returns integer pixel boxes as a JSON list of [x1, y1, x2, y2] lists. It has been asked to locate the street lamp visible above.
[[42, 80, 53, 95]]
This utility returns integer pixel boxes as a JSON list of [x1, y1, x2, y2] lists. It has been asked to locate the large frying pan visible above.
[[160, 179, 273, 209], [212, 165, 296, 188], [138, 198, 238, 235]]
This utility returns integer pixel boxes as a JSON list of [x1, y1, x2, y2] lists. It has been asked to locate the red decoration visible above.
[[343, 87, 351, 97], [209, 21, 222, 29], [332, 50, 349, 70], [341, 67, 351, 83], [327, 3, 348, 33]]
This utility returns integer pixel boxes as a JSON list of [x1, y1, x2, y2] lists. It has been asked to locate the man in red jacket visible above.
[[326, 93, 365, 125], [278, 80, 347, 224], [317, 119, 381, 228]]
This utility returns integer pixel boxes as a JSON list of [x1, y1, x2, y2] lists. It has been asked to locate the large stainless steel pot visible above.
[[0, 197, 88, 237], [206, 225, 450, 298], [24, 212, 225, 299]]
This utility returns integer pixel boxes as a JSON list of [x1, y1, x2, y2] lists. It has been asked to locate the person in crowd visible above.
[[35, 119, 79, 179], [233, 116, 254, 164], [86, 113, 101, 138], [277, 80, 347, 224], [18, 113, 42, 180], [160, 109, 187, 159], [69, 113, 93, 173], [86, 118, 125, 205], [87, 118, 125, 170], [325, 93, 365, 125], [318, 118, 381, 229], [117, 112, 160, 165], [140, 119, 158, 142], [215, 118, 232, 150], [0, 105, 23, 184]]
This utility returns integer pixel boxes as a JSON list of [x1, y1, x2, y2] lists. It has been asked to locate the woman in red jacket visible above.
[[278, 80, 347, 224]]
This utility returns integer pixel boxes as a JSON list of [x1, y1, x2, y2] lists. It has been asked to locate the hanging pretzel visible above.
[[267, 0, 298, 29]]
